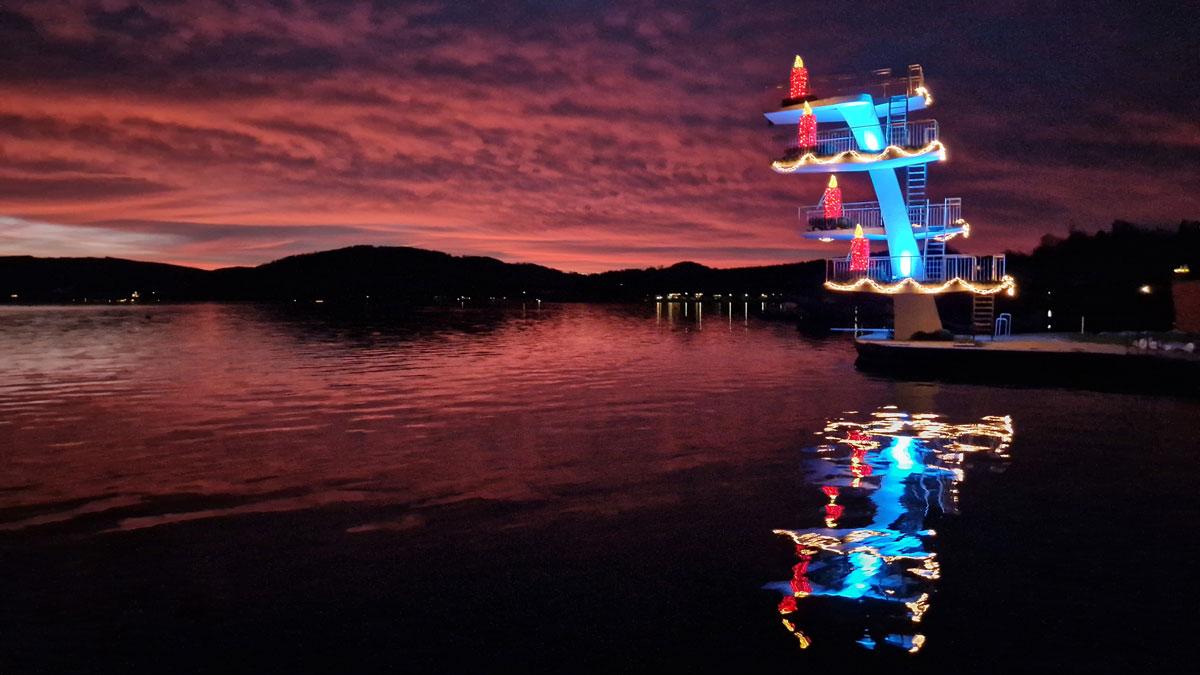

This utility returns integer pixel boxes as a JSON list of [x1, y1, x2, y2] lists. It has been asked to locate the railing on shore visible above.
[[785, 119, 939, 156], [826, 254, 1007, 285], [804, 197, 962, 231]]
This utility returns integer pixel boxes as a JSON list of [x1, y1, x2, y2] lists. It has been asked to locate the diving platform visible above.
[[825, 254, 1008, 290], [764, 64, 932, 126], [785, 119, 940, 156], [772, 118, 943, 174], [803, 197, 965, 241], [771, 141, 944, 174]]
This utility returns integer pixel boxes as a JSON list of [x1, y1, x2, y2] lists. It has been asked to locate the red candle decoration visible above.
[[796, 101, 817, 150], [849, 223, 869, 272], [822, 174, 842, 219], [788, 55, 809, 99]]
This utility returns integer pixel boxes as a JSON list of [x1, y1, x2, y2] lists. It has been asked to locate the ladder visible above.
[[906, 163, 927, 206], [910, 160, 933, 261], [921, 196, 944, 262], [885, 94, 908, 146], [972, 294, 995, 338]]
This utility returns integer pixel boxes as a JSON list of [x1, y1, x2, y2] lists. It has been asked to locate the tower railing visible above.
[[804, 197, 961, 231], [763, 64, 925, 110], [784, 119, 938, 156], [826, 254, 1006, 285]]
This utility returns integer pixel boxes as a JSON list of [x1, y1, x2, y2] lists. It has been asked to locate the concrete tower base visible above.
[[893, 294, 943, 339]]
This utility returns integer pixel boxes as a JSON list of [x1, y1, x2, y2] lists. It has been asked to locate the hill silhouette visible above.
[[3, 220, 1197, 333], [0, 245, 824, 303]]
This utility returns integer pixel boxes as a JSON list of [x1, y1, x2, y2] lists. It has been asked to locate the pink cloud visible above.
[[0, 1, 1194, 271]]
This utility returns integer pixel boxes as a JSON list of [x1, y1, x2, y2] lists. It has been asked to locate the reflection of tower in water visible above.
[[767, 407, 1013, 653]]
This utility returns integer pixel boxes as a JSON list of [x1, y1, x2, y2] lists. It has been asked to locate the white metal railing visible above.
[[785, 119, 939, 155], [826, 254, 1006, 284], [995, 313, 1012, 337], [826, 257, 892, 283], [803, 198, 961, 231]]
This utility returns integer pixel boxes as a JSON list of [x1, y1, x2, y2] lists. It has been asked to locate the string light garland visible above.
[[932, 218, 971, 242], [914, 85, 933, 106], [789, 55, 809, 99], [796, 101, 816, 150], [822, 174, 842, 219], [824, 275, 1016, 295], [774, 140, 946, 172], [849, 224, 869, 272]]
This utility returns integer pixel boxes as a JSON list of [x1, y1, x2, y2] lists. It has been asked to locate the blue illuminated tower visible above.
[[765, 62, 1012, 339]]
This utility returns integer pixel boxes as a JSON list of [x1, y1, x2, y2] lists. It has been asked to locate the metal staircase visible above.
[[971, 294, 995, 337]]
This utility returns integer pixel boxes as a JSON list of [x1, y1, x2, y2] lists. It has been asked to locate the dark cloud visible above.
[[0, 176, 174, 200], [89, 4, 172, 39]]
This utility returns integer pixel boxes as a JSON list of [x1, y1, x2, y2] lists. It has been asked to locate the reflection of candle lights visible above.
[[824, 502, 845, 527], [769, 409, 1015, 653], [850, 446, 872, 487]]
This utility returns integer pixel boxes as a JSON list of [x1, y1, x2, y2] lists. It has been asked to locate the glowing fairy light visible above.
[[824, 275, 1017, 295], [773, 140, 947, 172], [933, 218, 970, 242]]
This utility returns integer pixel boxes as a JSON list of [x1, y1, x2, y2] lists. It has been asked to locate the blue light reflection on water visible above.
[[768, 408, 1014, 653]]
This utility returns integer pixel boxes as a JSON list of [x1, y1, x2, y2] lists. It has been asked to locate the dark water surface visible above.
[[1, 303, 1195, 672]]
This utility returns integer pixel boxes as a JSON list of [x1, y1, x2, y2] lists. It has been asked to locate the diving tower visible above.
[[765, 60, 1013, 338]]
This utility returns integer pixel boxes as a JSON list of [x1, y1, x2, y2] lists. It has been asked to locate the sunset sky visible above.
[[1, 1, 1196, 271]]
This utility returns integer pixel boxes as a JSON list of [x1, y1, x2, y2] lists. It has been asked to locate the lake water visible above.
[[0, 303, 1194, 671]]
